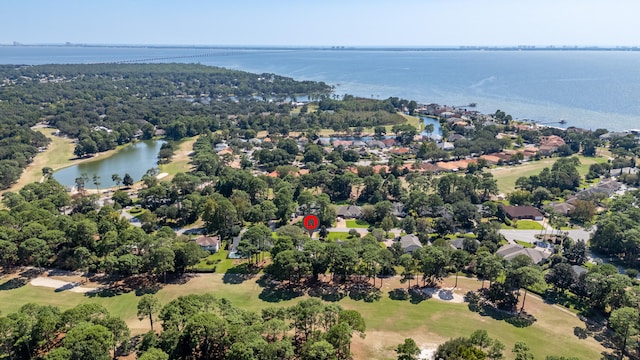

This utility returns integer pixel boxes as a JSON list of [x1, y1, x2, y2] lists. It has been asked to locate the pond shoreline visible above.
[[53, 138, 165, 189]]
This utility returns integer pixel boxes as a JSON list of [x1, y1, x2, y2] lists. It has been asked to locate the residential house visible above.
[[437, 141, 455, 151], [448, 134, 466, 142], [599, 131, 629, 141], [610, 167, 638, 177], [500, 205, 544, 221], [479, 154, 502, 165], [195, 236, 221, 253], [546, 202, 575, 215], [421, 162, 444, 173], [436, 161, 460, 172], [317, 139, 331, 147], [381, 138, 397, 147], [214, 143, 229, 152], [576, 179, 623, 199], [398, 234, 422, 254], [217, 148, 233, 156], [351, 140, 367, 148], [333, 140, 353, 148], [449, 238, 480, 250], [538, 135, 566, 154], [390, 147, 410, 156], [496, 244, 549, 264], [366, 140, 386, 149], [335, 205, 363, 219]]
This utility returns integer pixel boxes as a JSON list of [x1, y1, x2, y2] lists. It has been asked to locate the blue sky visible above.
[[2, 0, 639, 46]]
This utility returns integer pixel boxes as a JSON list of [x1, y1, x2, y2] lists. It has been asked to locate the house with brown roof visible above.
[[381, 138, 397, 147], [514, 124, 535, 131], [333, 140, 353, 148], [500, 205, 544, 221], [480, 154, 502, 165], [390, 147, 410, 155], [436, 161, 461, 172], [422, 162, 445, 173], [195, 236, 221, 253], [539, 135, 566, 154], [217, 148, 233, 156]]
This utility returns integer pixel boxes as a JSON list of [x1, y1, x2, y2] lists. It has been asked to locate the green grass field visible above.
[[327, 232, 355, 241], [490, 155, 607, 194], [0, 275, 604, 359], [158, 136, 197, 181], [346, 219, 370, 228], [192, 248, 234, 273], [501, 220, 544, 230]]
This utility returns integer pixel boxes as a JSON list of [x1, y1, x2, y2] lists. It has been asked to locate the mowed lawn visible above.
[[490, 155, 607, 194], [0, 128, 76, 196], [501, 220, 544, 230], [159, 136, 197, 181], [0, 274, 604, 360], [346, 219, 370, 228]]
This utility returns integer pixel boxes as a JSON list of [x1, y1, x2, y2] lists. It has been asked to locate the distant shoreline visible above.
[[2, 44, 639, 52]]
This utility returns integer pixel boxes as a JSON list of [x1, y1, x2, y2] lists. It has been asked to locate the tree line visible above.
[[0, 294, 365, 360]]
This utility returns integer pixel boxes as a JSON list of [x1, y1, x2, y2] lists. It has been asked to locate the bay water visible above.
[[1, 46, 638, 131]]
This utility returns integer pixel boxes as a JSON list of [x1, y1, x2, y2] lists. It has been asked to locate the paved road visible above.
[[120, 207, 142, 227], [499, 228, 593, 244]]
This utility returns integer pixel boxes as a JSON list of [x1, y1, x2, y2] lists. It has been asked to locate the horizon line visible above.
[[2, 43, 640, 50]]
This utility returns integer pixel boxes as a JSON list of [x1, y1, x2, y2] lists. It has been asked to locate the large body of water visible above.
[[53, 140, 164, 188], [2, 46, 639, 132], [3, 46, 639, 185]]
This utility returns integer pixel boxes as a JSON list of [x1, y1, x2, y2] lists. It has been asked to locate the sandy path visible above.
[[30, 277, 98, 293]]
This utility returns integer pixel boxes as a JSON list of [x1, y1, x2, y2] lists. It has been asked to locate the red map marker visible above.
[[303, 214, 320, 236]]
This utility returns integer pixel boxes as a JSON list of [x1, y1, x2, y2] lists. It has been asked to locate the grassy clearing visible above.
[[192, 248, 235, 273], [501, 220, 544, 230], [490, 155, 606, 194], [0, 278, 141, 326], [399, 113, 423, 131], [159, 136, 197, 181], [346, 219, 370, 228], [0, 275, 604, 359], [327, 232, 354, 241]]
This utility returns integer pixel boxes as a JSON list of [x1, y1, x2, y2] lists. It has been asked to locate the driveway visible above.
[[120, 207, 142, 227]]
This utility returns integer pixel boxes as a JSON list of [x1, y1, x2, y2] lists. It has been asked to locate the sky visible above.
[[2, 0, 639, 47]]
